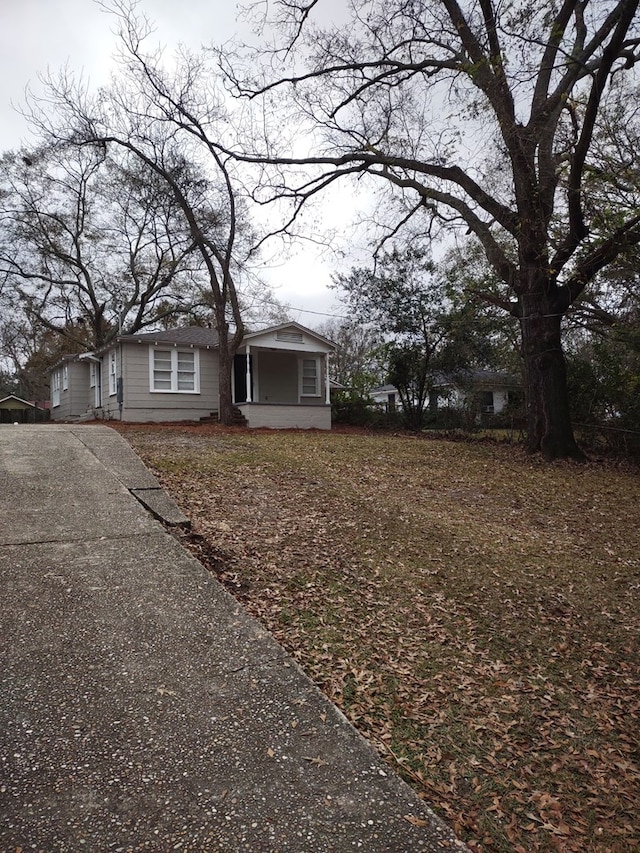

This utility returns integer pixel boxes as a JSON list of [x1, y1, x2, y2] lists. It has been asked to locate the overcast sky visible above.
[[0, 0, 352, 324]]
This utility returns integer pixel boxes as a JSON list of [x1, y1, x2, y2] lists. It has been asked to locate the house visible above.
[[369, 370, 521, 416], [431, 370, 521, 415], [49, 322, 335, 430], [369, 384, 400, 412], [0, 394, 49, 424]]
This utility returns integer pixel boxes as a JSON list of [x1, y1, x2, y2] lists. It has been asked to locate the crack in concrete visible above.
[[221, 655, 283, 676], [0, 531, 167, 549]]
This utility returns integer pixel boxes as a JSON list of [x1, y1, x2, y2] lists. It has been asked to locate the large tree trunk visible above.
[[216, 321, 236, 426], [519, 292, 585, 461], [218, 343, 234, 425]]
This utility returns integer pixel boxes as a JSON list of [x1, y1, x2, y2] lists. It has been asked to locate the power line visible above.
[[247, 291, 350, 321], [283, 304, 350, 319]]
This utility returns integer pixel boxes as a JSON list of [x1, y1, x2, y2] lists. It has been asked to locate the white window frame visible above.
[[109, 351, 117, 396], [149, 347, 200, 394], [52, 370, 61, 407], [62, 364, 68, 391], [300, 356, 321, 397], [89, 362, 96, 389]]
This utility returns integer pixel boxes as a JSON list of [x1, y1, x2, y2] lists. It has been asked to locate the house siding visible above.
[[256, 352, 298, 403], [0, 396, 48, 423], [100, 346, 121, 420], [110, 342, 220, 422], [238, 403, 331, 430], [51, 360, 92, 420], [71, 360, 92, 416]]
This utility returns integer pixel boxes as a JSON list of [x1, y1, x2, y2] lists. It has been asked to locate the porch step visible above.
[[62, 411, 96, 423], [230, 406, 248, 427], [199, 407, 247, 426]]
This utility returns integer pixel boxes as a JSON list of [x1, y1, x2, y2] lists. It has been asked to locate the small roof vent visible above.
[[276, 331, 304, 342]]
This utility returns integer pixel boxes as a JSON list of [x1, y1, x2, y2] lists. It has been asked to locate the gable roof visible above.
[[243, 321, 335, 349], [370, 384, 398, 394], [49, 352, 85, 370], [433, 369, 520, 388], [0, 395, 48, 411]]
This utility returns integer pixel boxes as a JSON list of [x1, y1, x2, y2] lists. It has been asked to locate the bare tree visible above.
[[0, 144, 201, 352], [25, 1, 262, 424], [223, 0, 640, 459], [314, 316, 385, 393]]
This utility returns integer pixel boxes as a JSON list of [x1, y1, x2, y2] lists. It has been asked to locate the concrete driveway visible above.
[[0, 425, 466, 852]]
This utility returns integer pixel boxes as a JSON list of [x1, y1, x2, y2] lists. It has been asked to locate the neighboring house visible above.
[[370, 371, 520, 416], [0, 395, 49, 424], [369, 384, 400, 412], [431, 370, 521, 415], [49, 322, 335, 430], [329, 379, 349, 395]]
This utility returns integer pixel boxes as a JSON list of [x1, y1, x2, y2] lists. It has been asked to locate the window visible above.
[[109, 351, 117, 396], [89, 362, 97, 389], [301, 357, 320, 396], [52, 370, 61, 407], [62, 364, 68, 390], [480, 390, 494, 413], [152, 350, 173, 390], [177, 352, 196, 391], [150, 347, 200, 393]]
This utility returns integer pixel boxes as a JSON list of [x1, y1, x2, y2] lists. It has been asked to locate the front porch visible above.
[[231, 324, 334, 430]]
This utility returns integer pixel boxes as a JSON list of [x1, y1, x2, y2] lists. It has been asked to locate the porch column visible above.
[[325, 353, 331, 405], [245, 345, 252, 403]]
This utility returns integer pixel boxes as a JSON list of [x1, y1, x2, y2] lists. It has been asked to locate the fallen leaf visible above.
[[303, 755, 328, 767], [403, 815, 429, 827]]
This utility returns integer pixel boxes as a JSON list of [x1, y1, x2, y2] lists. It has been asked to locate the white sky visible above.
[[0, 0, 354, 325]]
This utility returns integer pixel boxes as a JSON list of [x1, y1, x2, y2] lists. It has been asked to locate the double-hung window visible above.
[[177, 351, 197, 391], [301, 357, 320, 397], [62, 364, 68, 391], [109, 351, 117, 396], [150, 347, 199, 393], [52, 370, 61, 407]]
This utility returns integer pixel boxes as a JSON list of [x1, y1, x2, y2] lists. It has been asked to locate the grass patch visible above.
[[113, 423, 640, 853]]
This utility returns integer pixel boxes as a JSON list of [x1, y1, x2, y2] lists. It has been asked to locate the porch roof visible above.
[[242, 321, 335, 351]]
